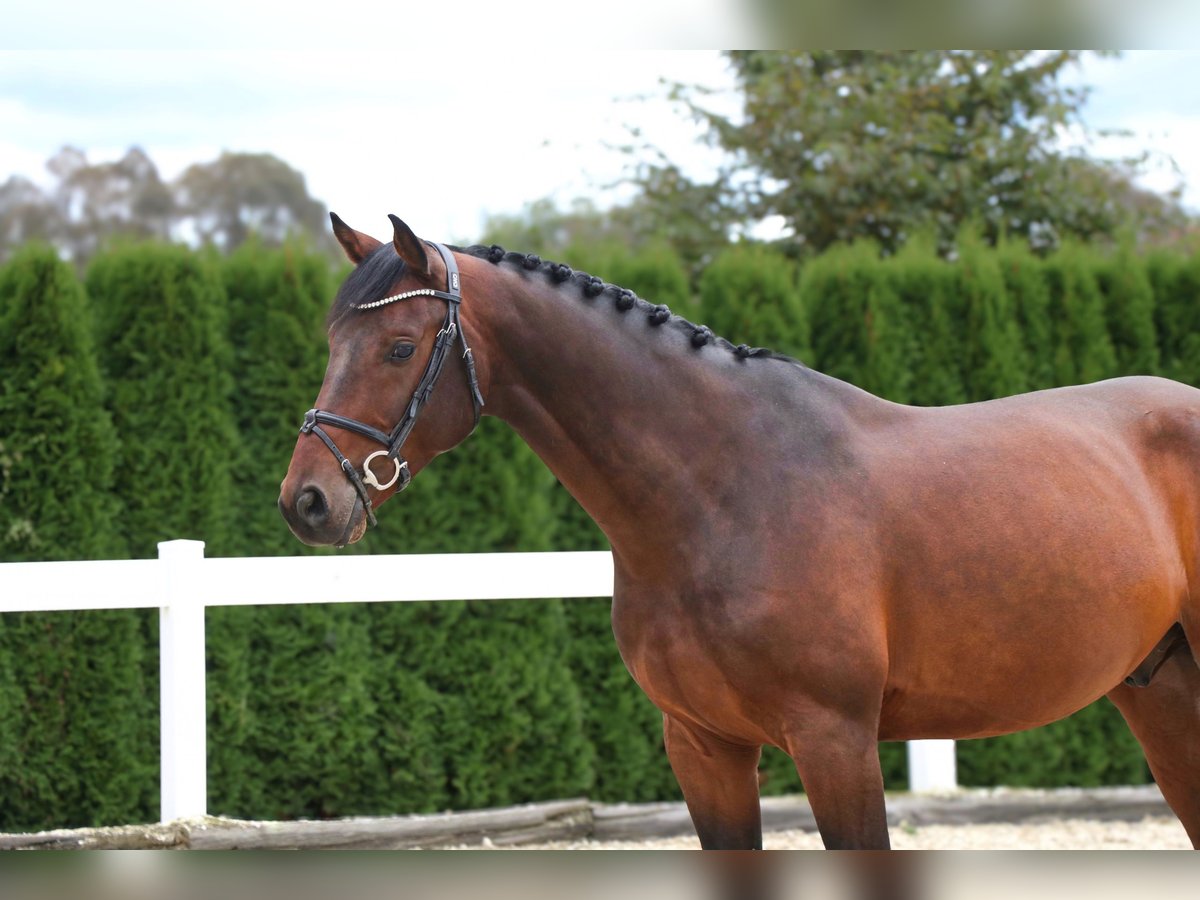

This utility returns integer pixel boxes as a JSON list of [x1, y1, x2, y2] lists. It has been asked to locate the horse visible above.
[[279, 214, 1200, 850]]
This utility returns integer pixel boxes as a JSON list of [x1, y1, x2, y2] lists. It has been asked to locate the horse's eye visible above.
[[389, 341, 416, 361]]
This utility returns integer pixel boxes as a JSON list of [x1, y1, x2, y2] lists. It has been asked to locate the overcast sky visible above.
[[1, 49, 1198, 246]]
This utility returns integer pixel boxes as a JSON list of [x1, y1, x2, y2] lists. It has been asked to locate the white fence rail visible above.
[[0, 541, 956, 822]]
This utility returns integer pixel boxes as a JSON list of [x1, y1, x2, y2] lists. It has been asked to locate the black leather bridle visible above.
[[299, 242, 484, 528]]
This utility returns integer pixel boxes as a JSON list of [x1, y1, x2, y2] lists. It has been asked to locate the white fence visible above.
[[0, 541, 956, 823]]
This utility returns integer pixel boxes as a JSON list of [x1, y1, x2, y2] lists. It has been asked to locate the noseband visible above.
[[299, 242, 484, 528]]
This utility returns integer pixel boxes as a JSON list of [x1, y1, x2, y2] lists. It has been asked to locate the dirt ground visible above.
[[469, 815, 1190, 850]]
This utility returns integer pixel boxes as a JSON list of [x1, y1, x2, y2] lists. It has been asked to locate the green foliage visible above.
[[803, 242, 913, 402], [4, 234, 1194, 830], [482, 198, 632, 262], [481, 194, 729, 279], [221, 240, 331, 556], [0, 245, 153, 830], [654, 51, 1188, 255], [561, 597, 678, 803], [1042, 242, 1118, 385], [997, 239, 1057, 391], [212, 602, 389, 820], [209, 241, 393, 818], [205, 606, 257, 816], [956, 232, 1030, 400], [0, 611, 157, 830], [889, 236, 967, 406], [85, 242, 241, 827], [175, 153, 332, 255], [959, 701, 1149, 788], [367, 418, 595, 810], [699, 243, 807, 359], [1149, 250, 1200, 387], [0, 245, 121, 560], [87, 243, 238, 558], [1096, 241, 1159, 377]]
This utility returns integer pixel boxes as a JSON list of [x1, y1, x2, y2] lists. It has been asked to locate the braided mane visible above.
[[459, 244, 788, 364], [328, 241, 798, 366]]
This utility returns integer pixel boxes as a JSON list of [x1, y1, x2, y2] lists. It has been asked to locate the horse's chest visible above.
[[609, 590, 797, 742]]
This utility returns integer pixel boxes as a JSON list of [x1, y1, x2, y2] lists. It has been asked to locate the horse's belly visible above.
[[871, 403, 1197, 739], [877, 532, 1184, 740]]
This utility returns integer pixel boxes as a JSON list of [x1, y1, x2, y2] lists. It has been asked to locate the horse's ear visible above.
[[329, 212, 383, 265], [388, 214, 430, 276]]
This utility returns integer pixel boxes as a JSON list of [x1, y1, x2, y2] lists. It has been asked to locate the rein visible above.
[[299, 242, 484, 528]]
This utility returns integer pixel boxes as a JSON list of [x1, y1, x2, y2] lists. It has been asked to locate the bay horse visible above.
[[279, 214, 1200, 850]]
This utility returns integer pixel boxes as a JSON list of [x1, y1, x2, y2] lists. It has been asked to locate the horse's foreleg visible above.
[[663, 713, 764, 849], [785, 715, 890, 849], [1107, 646, 1200, 847]]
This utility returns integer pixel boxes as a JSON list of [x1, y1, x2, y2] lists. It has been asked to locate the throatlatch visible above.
[[299, 241, 484, 528]]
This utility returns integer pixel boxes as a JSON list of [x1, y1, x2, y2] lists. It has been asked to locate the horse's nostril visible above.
[[295, 486, 329, 527]]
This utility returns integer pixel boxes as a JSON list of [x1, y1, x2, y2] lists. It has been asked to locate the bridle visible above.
[[299, 241, 484, 528]]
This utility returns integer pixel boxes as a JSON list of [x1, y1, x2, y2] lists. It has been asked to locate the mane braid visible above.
[[454, 244, 804, 368]]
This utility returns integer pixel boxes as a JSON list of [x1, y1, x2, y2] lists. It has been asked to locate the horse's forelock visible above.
[[327, 245, 409, 328]]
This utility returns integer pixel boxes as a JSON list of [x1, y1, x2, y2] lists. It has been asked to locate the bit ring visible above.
[[362, 450, 406, 491]]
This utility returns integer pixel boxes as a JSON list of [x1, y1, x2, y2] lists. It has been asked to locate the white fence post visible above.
[[158, 539, 207, 822], [907, 739, 958, 792]]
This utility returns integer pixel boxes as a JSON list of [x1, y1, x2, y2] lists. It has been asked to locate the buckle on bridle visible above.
[[362, 449, 407, 491]]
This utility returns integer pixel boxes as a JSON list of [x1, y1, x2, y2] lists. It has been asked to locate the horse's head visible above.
[[278, 213, 484, 547]]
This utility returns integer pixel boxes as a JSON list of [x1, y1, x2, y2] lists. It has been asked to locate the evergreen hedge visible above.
[[86, 243, 238, 558], [889, 236, 968, 406], [0, 245, 153, 829], [4, 234, 1198, 829], [210, 240, 383, 818], [361, 418, 595, 813]]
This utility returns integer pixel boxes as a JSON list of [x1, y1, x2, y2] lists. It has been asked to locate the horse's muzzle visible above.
[[278, 483, 366, 547]]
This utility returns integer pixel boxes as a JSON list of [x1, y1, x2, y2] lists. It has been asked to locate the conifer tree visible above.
[[997, 239, 1057, 391], [221, 239, 331, 554], [214, 600, 391, 819], [0, 246, 122, 560], [356, 416, 595, 810], [1145, 250, 1184, 377], [1096, 241, 1159, 377], [862, 263, 913, 404], [804, 242, 912, 402], [956, 232, 1029, 401], [0, 245, 153, 829], [87, 244, 242, 819], [86, 243, 238, 557], [803, 243, 874, 388], [1041, 242, 1118, 386], [890, 236, 968, 406], [698, 243, 807, 358], [1147, 250, 1200, 386], [212, 243, 430, 818]]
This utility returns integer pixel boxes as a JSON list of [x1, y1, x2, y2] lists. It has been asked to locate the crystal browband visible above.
[[352, 288, 445, 310]]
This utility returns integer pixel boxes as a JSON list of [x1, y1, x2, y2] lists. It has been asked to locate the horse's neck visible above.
[[464, 258, 864, 571]]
